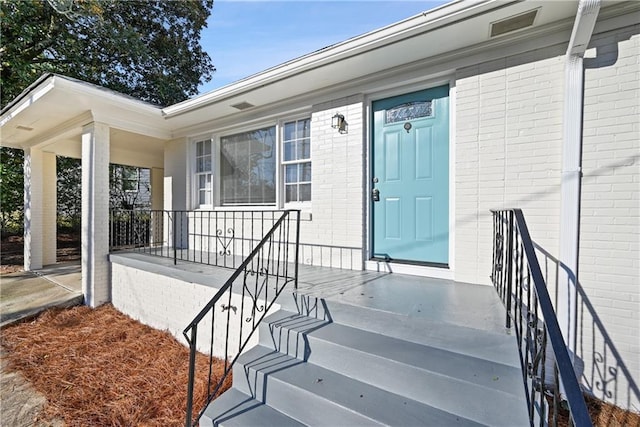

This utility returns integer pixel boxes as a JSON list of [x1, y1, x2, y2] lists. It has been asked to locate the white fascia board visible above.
[[170, 12, 578, 138], [0, 77, 56, 128], [91, 108, 171, 140], [162, 0, 500, 117]]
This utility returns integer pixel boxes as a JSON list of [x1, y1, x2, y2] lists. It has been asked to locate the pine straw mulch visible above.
[[584, 394, 640, 427], [1, 304, 232, 426], [549, 392, 640, 427]]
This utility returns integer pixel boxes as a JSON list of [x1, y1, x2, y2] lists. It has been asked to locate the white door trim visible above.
[[363, 76, 457, 279]]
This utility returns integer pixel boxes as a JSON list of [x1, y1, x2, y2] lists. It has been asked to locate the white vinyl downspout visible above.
[[558, 0, 600, 360]]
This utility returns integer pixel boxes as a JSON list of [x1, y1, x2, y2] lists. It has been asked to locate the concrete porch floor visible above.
[[0, 262, 82, 327], [112, 251, 510, 336], [296, 266, 509, 335]]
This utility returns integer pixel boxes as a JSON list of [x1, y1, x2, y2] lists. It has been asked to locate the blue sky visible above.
[[198, 1, 448, 94]]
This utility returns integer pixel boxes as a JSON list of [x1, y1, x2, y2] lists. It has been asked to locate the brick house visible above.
[[1, 0, 638, 417]]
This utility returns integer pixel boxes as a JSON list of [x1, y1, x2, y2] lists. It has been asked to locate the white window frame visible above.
[[190, 113, 312, 211], [217, 123, 278, 207], [193, 137, 214, 209], [280, 116, 312, 208], [111, 165, 140, 193]]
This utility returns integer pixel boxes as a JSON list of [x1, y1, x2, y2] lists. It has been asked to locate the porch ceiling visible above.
[[41, 128, 165, 170]]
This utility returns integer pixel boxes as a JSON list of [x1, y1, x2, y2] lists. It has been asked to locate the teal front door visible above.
[[372, 85, 449, 265]]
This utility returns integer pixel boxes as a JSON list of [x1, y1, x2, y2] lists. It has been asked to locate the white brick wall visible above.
[[456, 24, 639, 411], [163, 139, 188, 211], [301, 96, 365, 269], [82, 122, 111, 307], [455, 44, 566, 285], [164, 113, 366, 270], [577, 25, 639, 410], [111, 261, 278, 357]]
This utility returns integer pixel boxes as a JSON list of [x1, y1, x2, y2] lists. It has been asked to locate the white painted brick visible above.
[[577, 27, 640, 412], [454, 26, 639, 409]]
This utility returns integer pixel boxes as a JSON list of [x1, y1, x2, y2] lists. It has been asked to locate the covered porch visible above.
[[0, 74, 169, 307]]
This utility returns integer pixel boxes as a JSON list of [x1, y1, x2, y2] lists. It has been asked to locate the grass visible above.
[[1, 304, 231, 426]]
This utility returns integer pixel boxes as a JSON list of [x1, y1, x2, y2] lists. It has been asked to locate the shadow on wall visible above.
[[535, 243, 640, 412]]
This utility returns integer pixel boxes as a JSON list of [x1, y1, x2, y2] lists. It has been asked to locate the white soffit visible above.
[[163, 0, 579, 132]]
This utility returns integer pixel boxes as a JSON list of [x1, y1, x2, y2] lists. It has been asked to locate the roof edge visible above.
[[0, 73, 56, 116], [162, 0, 499, 117]]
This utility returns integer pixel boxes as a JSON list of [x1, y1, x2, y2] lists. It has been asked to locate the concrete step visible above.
[[259, 310, 528, 426], [201, 287, 529, 426], [201, 388, 304, 427], [278, 293, 521, 368], [233, 344, 484, 426]]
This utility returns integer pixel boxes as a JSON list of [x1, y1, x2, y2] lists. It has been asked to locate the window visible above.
[[282, 118, 311, 203], [193, 117, 311, 208], [121, 168, 139, 192], [111, 165, 139, 192], [385, 101, 433, 124], [195, 139, 213, 206], [109, 165, 151, 210], [220, 126, 276, 205]]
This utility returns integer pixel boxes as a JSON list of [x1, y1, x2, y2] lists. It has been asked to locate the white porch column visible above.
[[23, 148, 57, 270], [82, 122, 110, 307]]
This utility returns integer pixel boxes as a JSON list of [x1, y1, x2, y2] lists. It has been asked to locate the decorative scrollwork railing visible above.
[[182, 209, 300, 427], [109, 209, 286, 270], [491, 209, 592, 427]]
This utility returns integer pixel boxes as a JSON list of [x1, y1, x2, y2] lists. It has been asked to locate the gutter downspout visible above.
[[558, 0, 600, 361]]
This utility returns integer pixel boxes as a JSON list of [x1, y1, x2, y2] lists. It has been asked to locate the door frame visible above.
[[364, 77, 456, 279]]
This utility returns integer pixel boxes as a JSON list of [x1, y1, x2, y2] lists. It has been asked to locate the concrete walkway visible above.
[[0, 262, 83, 328]]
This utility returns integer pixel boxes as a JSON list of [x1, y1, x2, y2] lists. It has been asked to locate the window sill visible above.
[[192, 205, 312, 220]]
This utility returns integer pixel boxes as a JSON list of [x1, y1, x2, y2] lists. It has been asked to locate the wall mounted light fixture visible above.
[[331, 112, 348, 134]]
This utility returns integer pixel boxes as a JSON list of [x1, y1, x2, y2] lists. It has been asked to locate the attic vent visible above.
[[490, 9, 538, 37], [230, 101, 255, 111], [16, 125, 34, 131]]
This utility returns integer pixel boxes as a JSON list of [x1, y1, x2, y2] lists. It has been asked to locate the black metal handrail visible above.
[[491, 209, 592, 427], [182, 209, 300, 426]]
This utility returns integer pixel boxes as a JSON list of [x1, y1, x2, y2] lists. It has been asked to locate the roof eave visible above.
[[162, 0, 501, 117]]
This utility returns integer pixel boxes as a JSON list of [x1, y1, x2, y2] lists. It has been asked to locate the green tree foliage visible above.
[[0, 0, 215, 235], [0, 0, 215, 107], [0, 147, 23, 234]]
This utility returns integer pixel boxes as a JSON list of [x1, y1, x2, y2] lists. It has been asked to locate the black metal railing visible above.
[[182, 209, 300, 426], [491, 209, 592, 427], [110, 209, 290, 270], [109, 209, 159, 250]]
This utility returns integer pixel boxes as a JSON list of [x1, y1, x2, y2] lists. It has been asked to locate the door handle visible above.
[[372, 188, 380, 202]]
